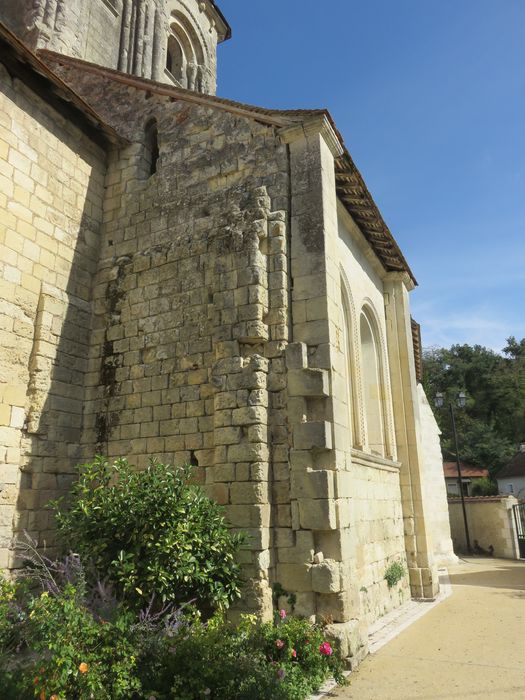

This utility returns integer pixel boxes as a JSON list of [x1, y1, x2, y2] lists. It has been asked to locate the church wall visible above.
[[43, 65, 293, 618], [334, 208, 410, 623], [0, 61, 107, 567], [417, 384, 456, 564]]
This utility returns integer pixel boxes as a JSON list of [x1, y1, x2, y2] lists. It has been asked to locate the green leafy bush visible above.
[[384, 561, 406, 588], [26, 586, 142, 699], [52, 457, 244, 612], [144, 612, 345, 700], [470, 477, 498, 496], [0, 567, 344, 700]]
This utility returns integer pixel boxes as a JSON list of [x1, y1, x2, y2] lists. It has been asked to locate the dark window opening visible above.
[[145, 119, 159, 177], [166, 36, 185, 82]]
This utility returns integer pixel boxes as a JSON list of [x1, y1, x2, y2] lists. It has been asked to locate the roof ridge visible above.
[[37, 49, 416, 284], [38, 50, 326, 126]]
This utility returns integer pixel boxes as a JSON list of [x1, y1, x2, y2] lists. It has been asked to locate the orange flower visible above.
[[78, 662, 89, 674], [40, 691, 46, 700], [50, 695, 59, 700]]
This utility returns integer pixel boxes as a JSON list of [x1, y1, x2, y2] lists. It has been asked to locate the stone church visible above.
[[0, 0, 455, 661]]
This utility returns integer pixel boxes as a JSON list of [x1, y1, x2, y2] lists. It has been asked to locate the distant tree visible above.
[[422, 338, 525, 477]]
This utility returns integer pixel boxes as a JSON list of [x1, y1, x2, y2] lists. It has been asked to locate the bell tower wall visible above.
[[0, 1, 229, 95]]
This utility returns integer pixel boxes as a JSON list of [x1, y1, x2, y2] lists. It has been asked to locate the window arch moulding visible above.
[[359, 302, 393, 459], [339, 270, 365, 451]]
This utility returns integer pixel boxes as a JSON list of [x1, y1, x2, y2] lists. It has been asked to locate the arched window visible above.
[[166, 10, 207, 91], [166, 35, 185, 81], [360, 308, 386, 457], [144, 118, 159, 177]]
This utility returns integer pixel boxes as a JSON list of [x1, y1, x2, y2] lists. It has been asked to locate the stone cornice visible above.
[[279, 115, 344, 159], [384, 271, 416, 292]]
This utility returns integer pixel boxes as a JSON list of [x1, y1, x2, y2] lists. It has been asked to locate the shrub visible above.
[[470, 477, 498, 497], [144, 612, 345, 700], [0, 565, 345, 700], [51, 457, 244, 612], [26, 586, 143, 700], [384, 561, 406, 588]]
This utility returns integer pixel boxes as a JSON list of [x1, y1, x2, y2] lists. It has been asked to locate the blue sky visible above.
[[216, 0, 525, 352]]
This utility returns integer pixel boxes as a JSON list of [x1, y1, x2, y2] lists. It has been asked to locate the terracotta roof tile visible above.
[[443, 462, 489, 478]]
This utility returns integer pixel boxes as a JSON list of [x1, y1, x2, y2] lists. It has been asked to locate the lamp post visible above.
[[435, 391, 472, 554]]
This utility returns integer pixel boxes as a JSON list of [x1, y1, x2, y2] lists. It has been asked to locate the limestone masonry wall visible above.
[[0, 61, 107, 567], [0, 1, 224, 93], [46, 62, 292, 617]]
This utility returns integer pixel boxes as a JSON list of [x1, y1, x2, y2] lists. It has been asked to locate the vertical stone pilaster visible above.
[[383, 273, 439, 599], [280, 119, 364, 634]]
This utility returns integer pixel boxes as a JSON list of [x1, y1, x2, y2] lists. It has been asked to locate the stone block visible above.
[[275, 563, 312, 592], [228, 443, 269, 463], [324, 620, 367, 661], [287, 368, 329, 397], [231, 406, 267, 426], [293, 422, 332, 450], [311, 559, 341, 593], [316, 592, 353, 624], [298, 499, 337, 530], [285, 342, 308, 370], [291, 469, 334, 500], [226, 504, 270, 528], [214, 426, 242, 445], [229, 482, 268, 505]]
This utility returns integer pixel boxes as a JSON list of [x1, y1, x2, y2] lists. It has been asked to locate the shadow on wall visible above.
[[6, 73, 109, 563]]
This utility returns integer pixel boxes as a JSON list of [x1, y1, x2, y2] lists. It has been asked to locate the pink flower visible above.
[[291, 648, 297, 658], [319, 642, 333, 656], [275, 639, 285, 649], [278, 609, 287, 620]]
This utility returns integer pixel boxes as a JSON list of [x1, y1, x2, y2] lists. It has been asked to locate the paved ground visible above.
[[330, 557, 525, 700]]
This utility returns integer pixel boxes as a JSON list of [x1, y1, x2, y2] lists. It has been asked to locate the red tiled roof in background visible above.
[[443, 462, 489, 479]]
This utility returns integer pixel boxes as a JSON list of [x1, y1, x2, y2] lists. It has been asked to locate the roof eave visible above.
[[0, 22, 126, 149], [209, 1, 232, 42]]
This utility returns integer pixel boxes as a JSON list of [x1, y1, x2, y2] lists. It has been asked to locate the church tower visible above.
[[0, 0, 230, 94]]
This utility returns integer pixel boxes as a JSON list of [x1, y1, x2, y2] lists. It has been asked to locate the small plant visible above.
[[384, 561, 406, 589], [51, 457, 245, 613], [272, 582, 297, 613]]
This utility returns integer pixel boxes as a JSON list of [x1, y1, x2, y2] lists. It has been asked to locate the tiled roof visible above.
[[209, 1, 232, 40], [443, 462, 489, 479], [411, 319, 423, 383], [0, 23, 125, 148], [497, 450, 525, 478], [38, 49, 416, 284]]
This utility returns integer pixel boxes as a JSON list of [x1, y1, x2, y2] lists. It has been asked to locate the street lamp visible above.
[[435, 391, 472, 554]]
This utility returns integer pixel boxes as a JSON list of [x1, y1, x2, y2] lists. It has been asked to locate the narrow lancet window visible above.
[[144, 118, 159, 177]]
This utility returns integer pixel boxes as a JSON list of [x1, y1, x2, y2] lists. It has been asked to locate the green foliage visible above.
[[470, 477, 498, 497], [156, 613, 345, 700], [384, 561, 406, 588], [52, 457, 244, 612], [422, 338, 525, 475], [272, 582, 297, 613], [26, 586, 142, 699], [0, 569, 345, 700]]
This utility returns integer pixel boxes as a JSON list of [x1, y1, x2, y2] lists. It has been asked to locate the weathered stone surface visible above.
[[311, 559, 341, 593], [287, 368, 329, 397], [0, 5, 454, 660]]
